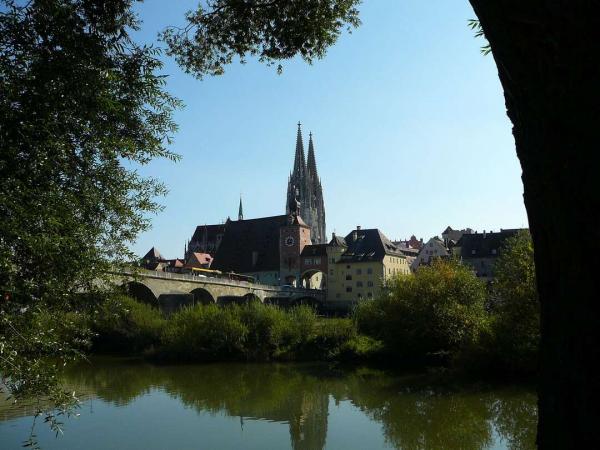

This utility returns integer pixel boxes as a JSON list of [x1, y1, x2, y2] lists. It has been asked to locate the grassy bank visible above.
[[91, 295, 382, 363]]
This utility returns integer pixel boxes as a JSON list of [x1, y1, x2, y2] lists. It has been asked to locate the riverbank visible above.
[[90, 292, 538, 383], [92, 294, 383, 363]]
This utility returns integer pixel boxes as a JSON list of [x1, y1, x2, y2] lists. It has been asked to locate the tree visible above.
[[490, 230, 539, 374], [355, 258, 488, 363], [163, 1, 600, 446], [0, 0, 179, 440]]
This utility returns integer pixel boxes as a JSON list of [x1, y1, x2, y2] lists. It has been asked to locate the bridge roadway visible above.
[[117, 269, 325, 312]]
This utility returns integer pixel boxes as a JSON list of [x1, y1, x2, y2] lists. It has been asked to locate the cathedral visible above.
[[184, 123, 327, 286], [286, 123, 327, 244]]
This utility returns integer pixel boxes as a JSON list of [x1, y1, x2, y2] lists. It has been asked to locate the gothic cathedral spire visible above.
[[238, 195, 244, 221], [286, 122, 326, 244], [293, 122, 306, 179], [307, 132, 318, 182]]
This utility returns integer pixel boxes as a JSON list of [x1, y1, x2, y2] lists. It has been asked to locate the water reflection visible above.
[[2, 358, 537, 450]]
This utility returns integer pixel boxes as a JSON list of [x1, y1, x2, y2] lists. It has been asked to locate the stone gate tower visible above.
[[285, 123, 326, 244]]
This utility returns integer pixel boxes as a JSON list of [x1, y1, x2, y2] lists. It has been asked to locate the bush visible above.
[[92, 297, 377, 363], [160, 304, 247, 361], [308, 318, 357, 359], [355, 258, 488, 364], [92, 294, 165, 353]]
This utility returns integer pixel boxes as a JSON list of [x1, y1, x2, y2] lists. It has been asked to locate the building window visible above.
[[492, 249, 497, 255], [471, 249, 476, 255], [314, 257, 321, 264], [357, 281, 363, 287], [345, 275, 352, 281], [329, 269, 334, 276], [346, 265, 351, 269], [367, 280, 374, 287], [356, 268, 362, 275], [346, 287, 352, 293], [367, 268, 373, 275], [358, 293, 363, 299], [304, 258, 312, 265], [367, 292, 373, 298]]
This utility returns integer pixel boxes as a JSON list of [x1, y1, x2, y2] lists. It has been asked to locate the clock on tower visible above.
[[279, 214, 311, 286]]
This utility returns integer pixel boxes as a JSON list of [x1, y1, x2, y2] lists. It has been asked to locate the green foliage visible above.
[[310, 318, 357, 359], [355, 259, 488, 363], [162, 0, 361, 78], [489, 230, 539, 374], [91, 298, 375, 363], [92, 294, 166, 354], [159, 303, 320, 362], [467, 19, 491, 55], [161, 304, 247, 361], [0, 0, 179, 440]]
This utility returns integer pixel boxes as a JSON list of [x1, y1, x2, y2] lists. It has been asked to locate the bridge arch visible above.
[[190, 287, 216, 305], [300, 269, 326, 290], [126, 281, 159, 306]]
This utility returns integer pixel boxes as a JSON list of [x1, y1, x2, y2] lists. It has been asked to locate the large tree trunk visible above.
[[469, 1, 600, 448]]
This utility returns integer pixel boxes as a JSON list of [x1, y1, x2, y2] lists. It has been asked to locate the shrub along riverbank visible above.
[[91, 295, 381, 363], [91, 231, 538, 376]]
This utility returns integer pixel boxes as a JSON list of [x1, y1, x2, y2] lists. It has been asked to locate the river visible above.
[[0, 357, 536, 450]]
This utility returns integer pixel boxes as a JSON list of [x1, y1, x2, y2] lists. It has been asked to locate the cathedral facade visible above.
[[286, 123, 326, 244]]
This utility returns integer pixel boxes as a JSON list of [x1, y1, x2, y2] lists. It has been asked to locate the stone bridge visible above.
[[115, 270, 325, 313]]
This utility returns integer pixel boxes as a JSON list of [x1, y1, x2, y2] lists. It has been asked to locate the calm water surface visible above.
[[0, 357, 537, 450]]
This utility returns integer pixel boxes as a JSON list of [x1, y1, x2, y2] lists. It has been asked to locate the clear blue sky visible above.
[[131, 0, 528, 259]]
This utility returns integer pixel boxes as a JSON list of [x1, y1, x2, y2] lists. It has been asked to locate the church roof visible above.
[[190, 223, 226, 244], [338, 229, 403, 263], [211, 215, 288, 274]]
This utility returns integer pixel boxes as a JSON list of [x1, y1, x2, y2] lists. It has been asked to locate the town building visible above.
[[327, 227, 411, 305], [442, 226, 474, 247], [453, 228, 524, 281], [411, 236, 450, 270], [393, 235, 423, 250], [184, 252, 213, 269]]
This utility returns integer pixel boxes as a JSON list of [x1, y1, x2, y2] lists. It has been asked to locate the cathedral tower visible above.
[[285, 123, 326, 244]]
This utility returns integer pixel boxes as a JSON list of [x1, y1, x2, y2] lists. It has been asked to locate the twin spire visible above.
[[293, 122, 319, 182], [287, 121, 326, 244]]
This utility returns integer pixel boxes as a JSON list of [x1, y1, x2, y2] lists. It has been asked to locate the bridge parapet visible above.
[[116, 269, 325, 308]]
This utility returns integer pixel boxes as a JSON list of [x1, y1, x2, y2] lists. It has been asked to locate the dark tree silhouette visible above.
[[469, 2, 600, 448]]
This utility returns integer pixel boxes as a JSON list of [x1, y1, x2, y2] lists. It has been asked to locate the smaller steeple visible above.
[[238, 194, 244, 221]]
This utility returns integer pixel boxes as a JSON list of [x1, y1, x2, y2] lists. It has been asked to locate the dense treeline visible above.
[[91, 231, 538, 375], [355, 230, 539, 375]]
